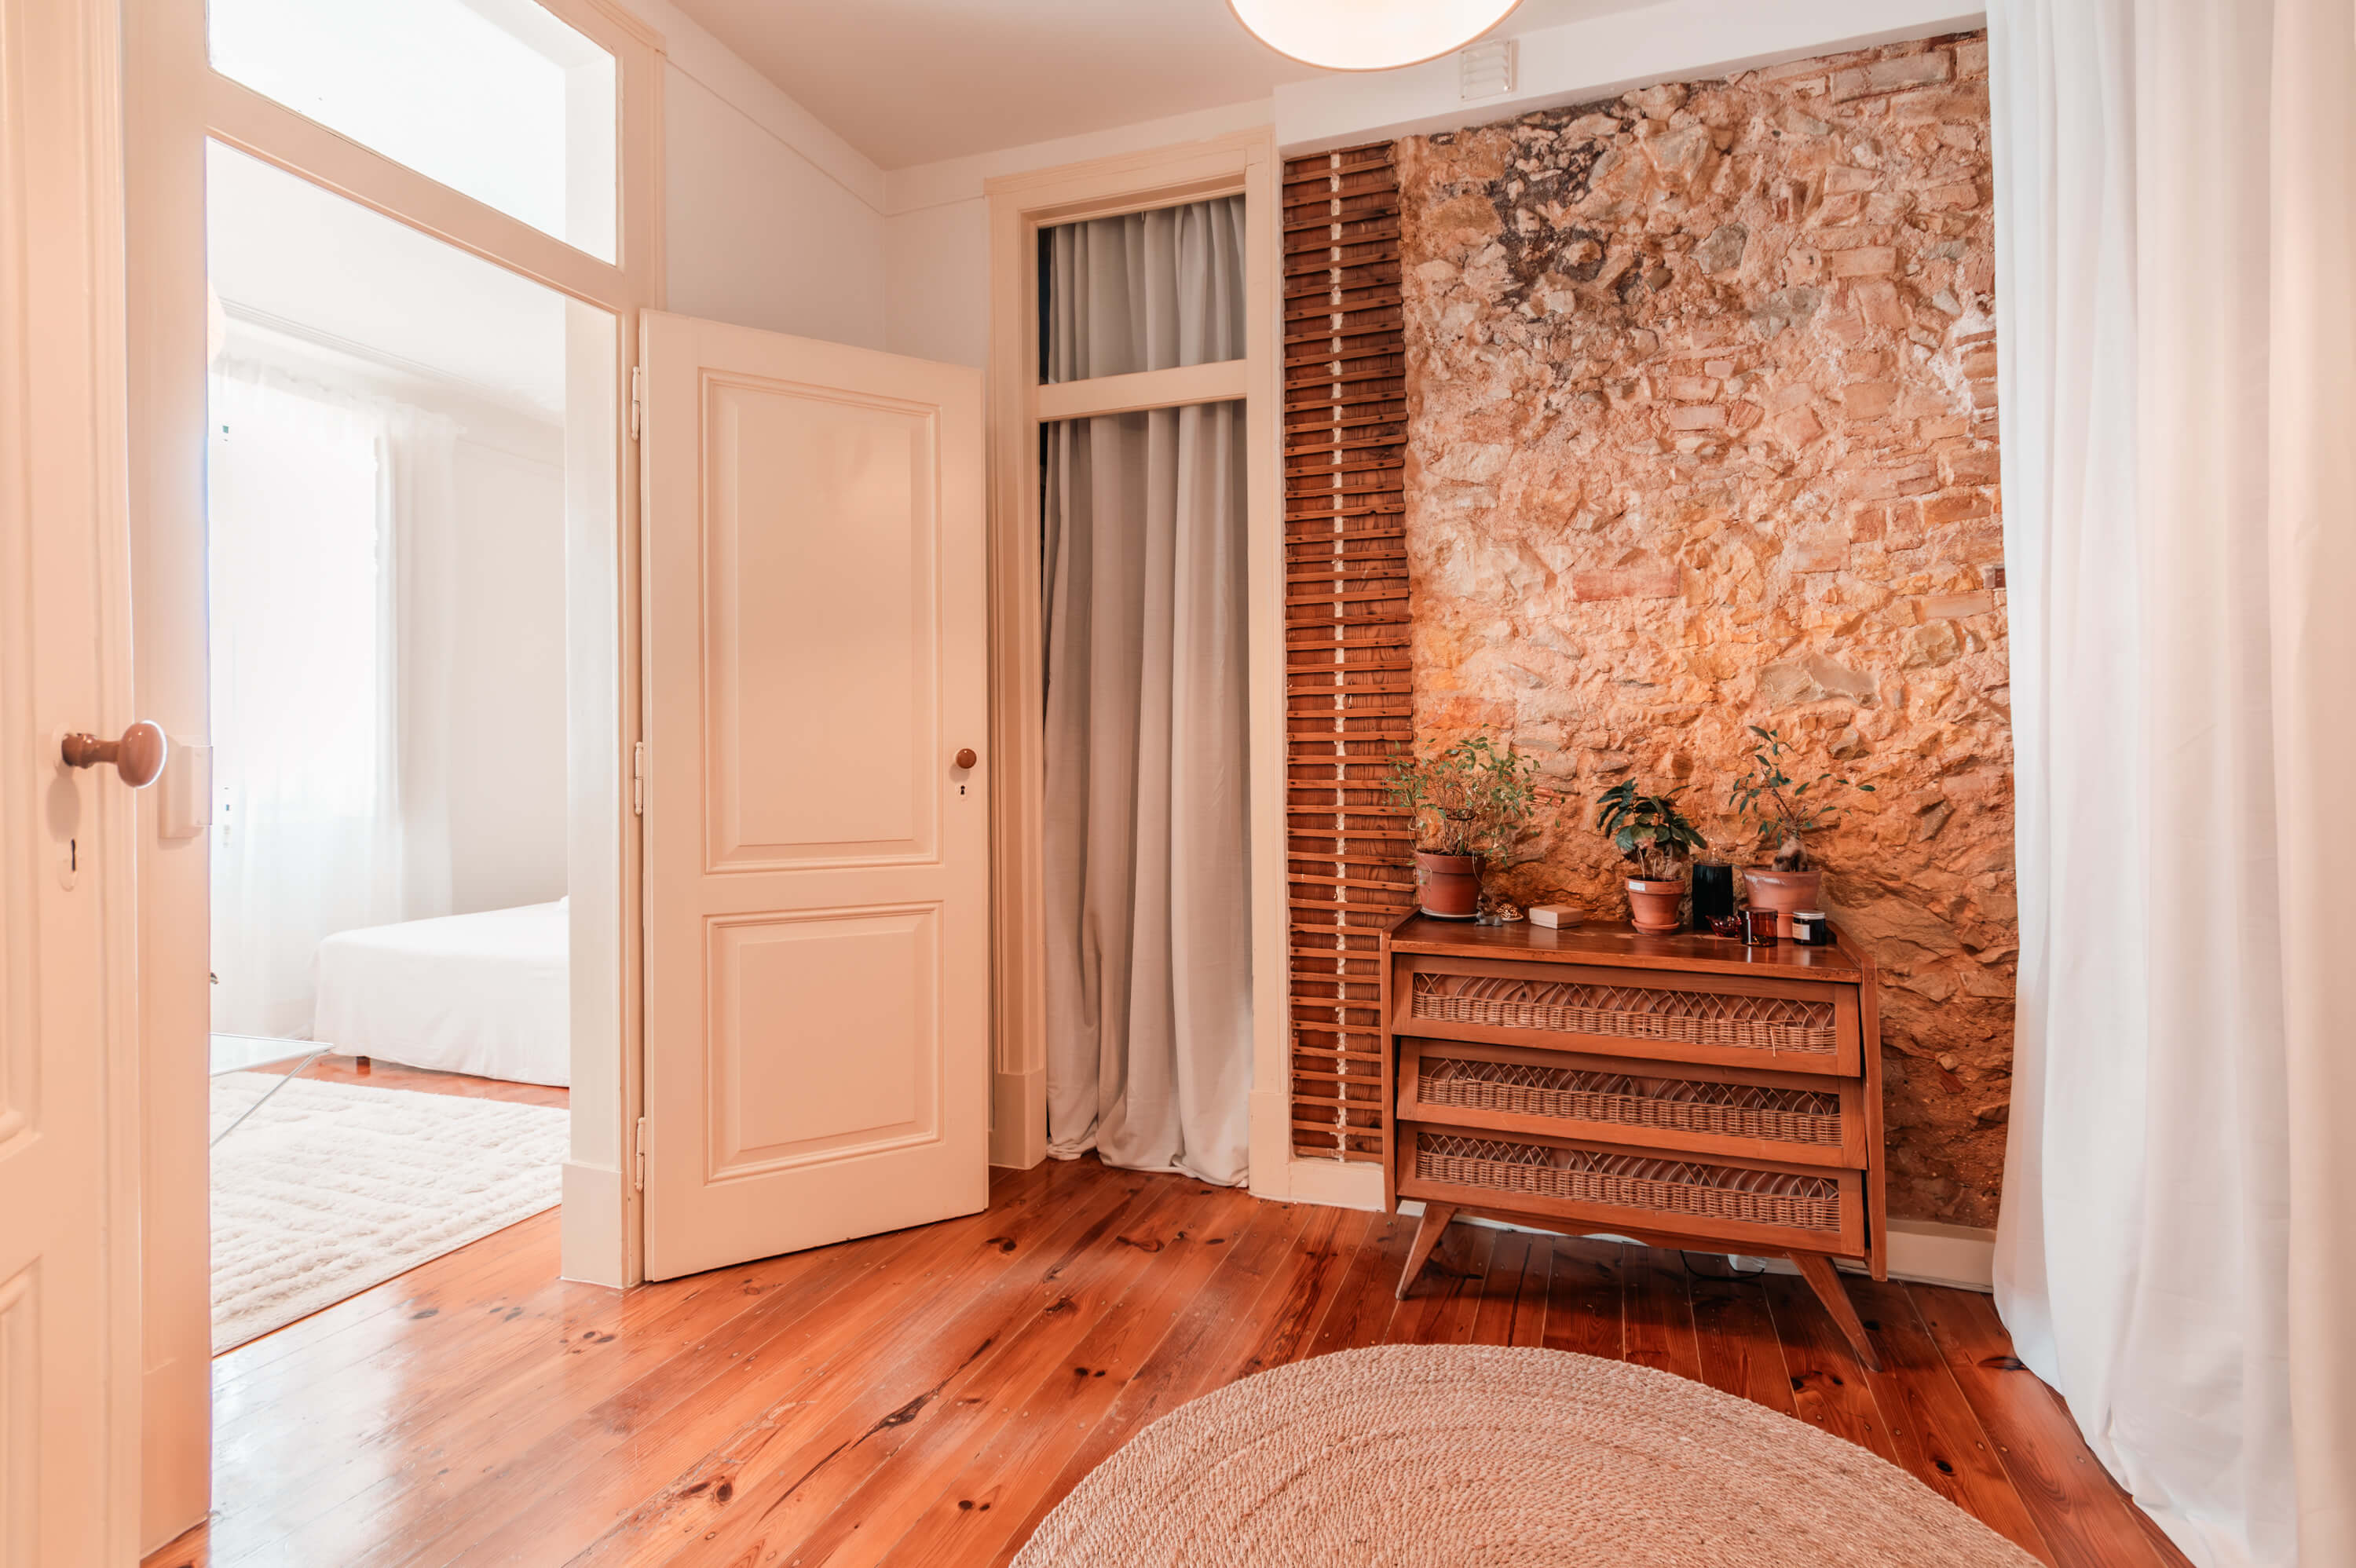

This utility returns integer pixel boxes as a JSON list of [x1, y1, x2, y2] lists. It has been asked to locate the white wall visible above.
[[876, 0, 1984, 371], [213, 321, 575, 933], [661, 68, 887, 345], [617, 0, 891, 347], [880, 98, 1273, 368], [884, 197, 992, 369], [446, 432, 570, 913]]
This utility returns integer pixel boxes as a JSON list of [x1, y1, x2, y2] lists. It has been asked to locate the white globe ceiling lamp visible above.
[[1227, 0, 1524, 71]]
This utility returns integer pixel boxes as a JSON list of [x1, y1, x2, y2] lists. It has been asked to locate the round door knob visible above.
[[953, 747, 979, 770], [62, 721, 169, 789]]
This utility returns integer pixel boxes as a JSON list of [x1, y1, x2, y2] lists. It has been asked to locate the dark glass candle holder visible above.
[[1691, 862, 1736, 933]]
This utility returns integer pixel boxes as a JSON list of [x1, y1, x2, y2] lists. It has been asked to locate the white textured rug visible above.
[[210, 1072, 567, 1352]]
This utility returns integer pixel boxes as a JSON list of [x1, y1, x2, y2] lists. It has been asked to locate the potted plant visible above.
[[1594, 780, 1707, 934], [1384, 733, 1543, 919], [1729, 725, 1875, 936]]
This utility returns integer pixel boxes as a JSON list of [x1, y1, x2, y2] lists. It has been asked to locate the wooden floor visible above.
[[151, 1148, 2188, 1568], [245, 1051, 571, 1109]]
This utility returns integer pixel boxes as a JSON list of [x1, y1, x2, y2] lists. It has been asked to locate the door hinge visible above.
[[631, 740, 646, 816], [634, 1115, 647, 1193], [629, 365, 642, 441]]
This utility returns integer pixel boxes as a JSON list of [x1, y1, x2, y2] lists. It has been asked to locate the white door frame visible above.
[[983, 131, 1337, 1201], [123, 0, 668, 1549]]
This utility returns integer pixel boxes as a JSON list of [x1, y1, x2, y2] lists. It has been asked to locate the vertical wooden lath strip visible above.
[[1282, 142, 1410, 1167]]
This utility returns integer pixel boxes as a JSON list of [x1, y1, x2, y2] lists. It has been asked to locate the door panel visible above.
[[703, 377, 938, 869], [642, 313, 986, 1280], [707, 905, 939, 1175]]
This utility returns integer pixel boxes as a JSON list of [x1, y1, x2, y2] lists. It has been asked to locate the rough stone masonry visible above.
[[1397, 33, 2012, 1225]]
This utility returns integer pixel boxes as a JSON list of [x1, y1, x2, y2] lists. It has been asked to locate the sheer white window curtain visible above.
[[1041, 196, 1254, 1186], [207, 361, 458, 1040], [1988, 2, 2356, 1563]]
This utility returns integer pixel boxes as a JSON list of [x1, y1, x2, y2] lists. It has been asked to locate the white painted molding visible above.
[[559, 1160, 630, 1288], [888, 100, 1276, 217], [1272, 1154, 1387, 1211], [1876, 1218, 1996, 1292], [1274, 0, 1985, 155], [1396, 1201, 1998, 1292], [1035, 360, 1251, 421], [981, 130, 1281, 1177]]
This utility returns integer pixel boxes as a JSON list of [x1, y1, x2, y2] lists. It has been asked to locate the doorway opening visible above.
[[200, 139, 615, 1352]]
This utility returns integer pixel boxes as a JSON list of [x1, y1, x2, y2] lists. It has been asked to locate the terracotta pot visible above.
[[1414, 851, 1480, 919], [1741, 867, 1823, 939], [1625, 877, 1685, 934]]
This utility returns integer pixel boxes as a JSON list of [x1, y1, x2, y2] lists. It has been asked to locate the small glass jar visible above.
[[1742, 907, 1780, 946], [1792, 910, 1831, 947]]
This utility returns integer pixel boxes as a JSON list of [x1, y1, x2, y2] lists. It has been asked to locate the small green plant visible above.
[[1593, 780, 1707, 882], [1384, 733, 1544, 863], [1729, 725, 1876, 871]]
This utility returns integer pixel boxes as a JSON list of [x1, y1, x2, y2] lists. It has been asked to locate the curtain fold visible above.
[[1041, 196, 1253, 1186], [1988, 2, 2356, 1563], [207, 360, 459, 1040]]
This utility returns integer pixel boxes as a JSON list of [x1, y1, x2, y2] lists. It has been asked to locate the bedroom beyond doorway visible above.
[[201, 134, 602, 1350]]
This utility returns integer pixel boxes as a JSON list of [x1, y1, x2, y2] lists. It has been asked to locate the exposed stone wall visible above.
[[1397, 33, 2013, 1226]]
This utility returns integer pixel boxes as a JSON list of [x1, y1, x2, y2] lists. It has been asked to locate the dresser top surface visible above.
[[1385, 913, 1868, 981]]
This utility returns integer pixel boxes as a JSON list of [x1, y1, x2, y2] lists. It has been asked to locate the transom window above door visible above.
[[208, 0, 618, 261], [1031, 197, 1250, 423]]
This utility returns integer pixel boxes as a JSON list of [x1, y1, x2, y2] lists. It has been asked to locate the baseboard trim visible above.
[[989, 1065, 1047, 1169], [1275, 1154, 1384, 1210], [1396, 1201, 1996, 1293], [1875, 1218, 1996, 1292], [559, 1160, 629, 1288]]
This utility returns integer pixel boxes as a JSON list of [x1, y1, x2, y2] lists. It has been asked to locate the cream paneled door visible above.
[[639, 313, 990, 1281], [0, 0, 145, 1554]]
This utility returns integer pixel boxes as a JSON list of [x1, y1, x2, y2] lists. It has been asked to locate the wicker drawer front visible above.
[[1415, 1051, 1846, 1153], [1411, 970, 1836, 1055], [1409, 1130, 1854, 1241]]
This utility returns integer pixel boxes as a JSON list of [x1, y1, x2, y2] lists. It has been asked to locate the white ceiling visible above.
[[666, 0, 1644, 171]]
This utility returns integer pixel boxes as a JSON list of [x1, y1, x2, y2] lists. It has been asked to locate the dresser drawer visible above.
[[1398, 1039, 1866, 1168], [1394, 955, 1860, 1077], [1395, 1121, 1868, 1259]]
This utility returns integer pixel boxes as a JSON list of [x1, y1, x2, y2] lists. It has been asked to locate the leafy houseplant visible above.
[[1594, 780, 1707, 934], [1385, 733, 1543, 919], [1729, 725, 1876, 936]]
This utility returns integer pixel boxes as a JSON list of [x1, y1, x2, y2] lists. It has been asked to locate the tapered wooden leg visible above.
[[1792, 1251, 1883, 1372], [1396, 1203, 1459, 1299]]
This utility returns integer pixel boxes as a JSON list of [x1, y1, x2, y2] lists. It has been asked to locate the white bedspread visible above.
[[313, 901, 569, 1086]]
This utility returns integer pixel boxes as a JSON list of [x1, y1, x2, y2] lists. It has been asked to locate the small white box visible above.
[[1528, 903, 1585, 929]]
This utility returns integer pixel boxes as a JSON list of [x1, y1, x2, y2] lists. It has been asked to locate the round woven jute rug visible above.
[[1014, 1344, 2040, 1568]]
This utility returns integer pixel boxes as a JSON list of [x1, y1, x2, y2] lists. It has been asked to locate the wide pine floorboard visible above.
[[149, 1157, 2189, 1568]]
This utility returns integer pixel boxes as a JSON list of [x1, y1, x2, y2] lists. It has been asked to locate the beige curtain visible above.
[[2267, 3, 2356, 1557], [1988, 0, 2356, 1561], [1041, 196, 1253, 1186]]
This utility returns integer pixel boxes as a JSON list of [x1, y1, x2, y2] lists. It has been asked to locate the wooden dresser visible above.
[[1379, 912, 1888, 1368]]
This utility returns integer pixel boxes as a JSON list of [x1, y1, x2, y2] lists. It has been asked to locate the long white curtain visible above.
[[1041, 196, 1253, 1186], [1988, 3, 2356, 1564], [208, 361, 459, 1040]]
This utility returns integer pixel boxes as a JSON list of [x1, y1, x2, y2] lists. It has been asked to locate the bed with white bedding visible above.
[[313, 900, 569, 1087]]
